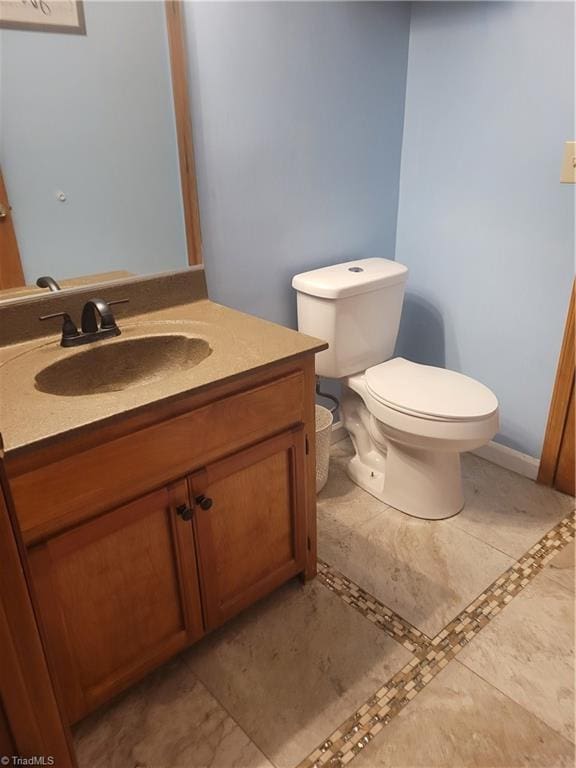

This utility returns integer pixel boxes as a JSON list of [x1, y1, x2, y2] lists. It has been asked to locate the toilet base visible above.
[[346, 441, 464, 520]]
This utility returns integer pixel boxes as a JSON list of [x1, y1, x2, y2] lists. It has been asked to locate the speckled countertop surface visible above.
[[0, 271, 326, 456]]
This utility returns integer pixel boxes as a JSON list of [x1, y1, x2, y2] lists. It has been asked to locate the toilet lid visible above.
[[365, 358, 498, 421]]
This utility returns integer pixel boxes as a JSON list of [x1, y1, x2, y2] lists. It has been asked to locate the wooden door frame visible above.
[[165, 0, 203, 266], [0, 450, 76, 765], [538, 281, 575, 487], [0, 169, 25, 289]]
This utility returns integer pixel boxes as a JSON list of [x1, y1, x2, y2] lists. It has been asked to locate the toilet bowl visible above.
[[342, 358, 498, 519], [292, 257, 500, 520]]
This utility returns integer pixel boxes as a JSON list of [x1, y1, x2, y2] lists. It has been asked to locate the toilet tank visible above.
[[292, 258, 408, 379]]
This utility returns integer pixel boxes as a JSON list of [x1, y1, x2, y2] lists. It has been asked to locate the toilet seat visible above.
[[365, 358, 498, 423], [347, 368, 499, 452]]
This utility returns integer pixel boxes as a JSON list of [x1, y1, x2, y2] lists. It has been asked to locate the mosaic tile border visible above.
[[299, 509, 576, 768], [317, 559, 432, 657]]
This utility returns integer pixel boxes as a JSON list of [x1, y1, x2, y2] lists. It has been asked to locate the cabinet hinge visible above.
[[305, 435, 309, 455]]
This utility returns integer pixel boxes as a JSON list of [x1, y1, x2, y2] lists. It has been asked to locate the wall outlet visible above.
[[560, 141, 576, 183]]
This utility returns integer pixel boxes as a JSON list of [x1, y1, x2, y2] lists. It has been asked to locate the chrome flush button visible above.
[[348, 267, 364, 273]]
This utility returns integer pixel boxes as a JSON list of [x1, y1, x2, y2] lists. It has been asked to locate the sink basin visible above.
[[35, 334, 212, 396]]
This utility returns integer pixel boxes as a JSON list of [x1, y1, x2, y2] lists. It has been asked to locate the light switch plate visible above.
[[560, 141, 576, 183]]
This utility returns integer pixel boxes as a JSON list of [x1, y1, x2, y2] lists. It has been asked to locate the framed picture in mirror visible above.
[[0, 0, 85, 35]]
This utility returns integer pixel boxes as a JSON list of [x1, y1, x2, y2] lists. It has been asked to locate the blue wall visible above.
[[396, 1, 575, 458], [185, 1, 411, 327], [0, 1, 187, 281]]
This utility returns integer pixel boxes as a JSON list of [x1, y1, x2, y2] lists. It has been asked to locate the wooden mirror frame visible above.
[[165, 0, 203, 266]]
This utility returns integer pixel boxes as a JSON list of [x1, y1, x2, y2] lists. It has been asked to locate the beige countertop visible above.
[[0, 272, 326, 457]]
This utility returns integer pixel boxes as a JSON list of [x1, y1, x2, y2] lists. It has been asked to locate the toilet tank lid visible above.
[[292, 258, 408, 299]]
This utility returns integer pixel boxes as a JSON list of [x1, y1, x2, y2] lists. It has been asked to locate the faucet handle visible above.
[[39, 311, 80, 342], [101, 299, 128, 330]]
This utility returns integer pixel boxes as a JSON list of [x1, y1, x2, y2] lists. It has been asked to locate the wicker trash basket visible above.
[[315, 405, 333, 493]]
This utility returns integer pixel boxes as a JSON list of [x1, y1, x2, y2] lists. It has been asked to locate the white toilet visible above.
[[292, 257, 499, 520]]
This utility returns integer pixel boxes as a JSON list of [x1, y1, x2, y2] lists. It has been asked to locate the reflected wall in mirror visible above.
[[0, 0, 189, 291]]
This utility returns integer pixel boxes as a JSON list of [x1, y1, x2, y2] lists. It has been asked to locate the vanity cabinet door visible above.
[[27, 480, 203, 723], [191, 427, 307, 630]]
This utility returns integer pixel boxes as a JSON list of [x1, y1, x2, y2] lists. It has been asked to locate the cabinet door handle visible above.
[[176, 503, 193, 521], [195, 495, 213, 511]]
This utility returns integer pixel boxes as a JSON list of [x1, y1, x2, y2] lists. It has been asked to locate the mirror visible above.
[[0, 0, 189, 298]]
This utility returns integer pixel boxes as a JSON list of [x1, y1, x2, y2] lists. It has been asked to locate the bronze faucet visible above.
[[40, 298, 129, 347]]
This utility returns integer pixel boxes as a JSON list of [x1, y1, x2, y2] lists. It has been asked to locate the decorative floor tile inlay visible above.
[[317, 560, 431, 657], [430, 511, 576, 657], [301, 510, 576, 768]]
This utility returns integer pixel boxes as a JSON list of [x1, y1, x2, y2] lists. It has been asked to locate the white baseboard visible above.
[[331, 423, 539, 481], [470, 441, 540, 480]]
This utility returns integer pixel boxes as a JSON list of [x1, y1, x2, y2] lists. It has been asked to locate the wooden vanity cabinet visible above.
[[28, 427, 308, 723], [12, 358, 318, 725], [27, 480, 204, 723]]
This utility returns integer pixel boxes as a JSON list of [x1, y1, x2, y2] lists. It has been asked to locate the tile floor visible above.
[[74, 438, 575, 768]]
